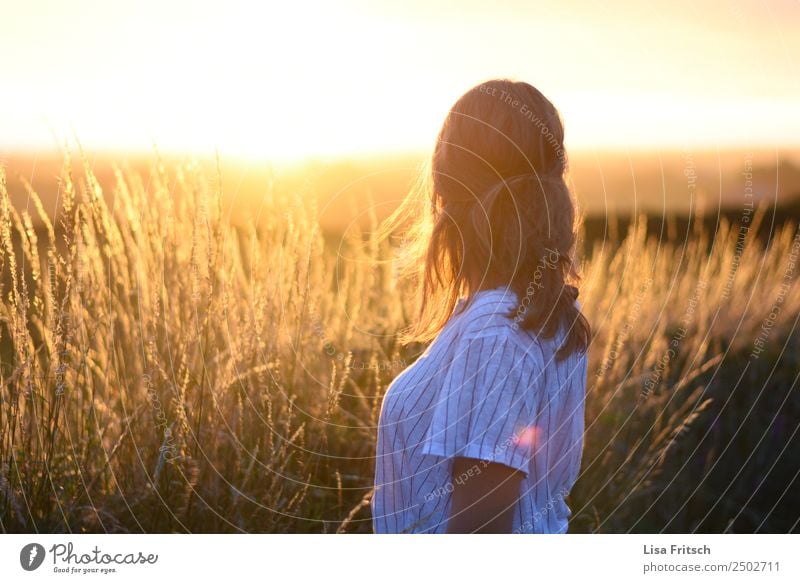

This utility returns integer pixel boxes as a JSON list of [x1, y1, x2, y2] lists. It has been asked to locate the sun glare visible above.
[[1, 0, 798, 161]]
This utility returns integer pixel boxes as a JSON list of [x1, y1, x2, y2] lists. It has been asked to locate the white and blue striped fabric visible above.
[[372, 286, 588, 533]]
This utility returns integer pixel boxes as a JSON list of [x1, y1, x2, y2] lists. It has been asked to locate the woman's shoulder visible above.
[[452, 288, 521, 339], [448, 288, 547, 364]]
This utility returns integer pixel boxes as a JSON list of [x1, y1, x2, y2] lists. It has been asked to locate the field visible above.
[[1, 153, 799, 533]]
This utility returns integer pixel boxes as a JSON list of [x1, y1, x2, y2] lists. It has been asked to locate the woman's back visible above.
[[372, 286, 588, 533]]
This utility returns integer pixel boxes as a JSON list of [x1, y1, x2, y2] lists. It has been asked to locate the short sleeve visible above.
[[420, 331, 544, 474]]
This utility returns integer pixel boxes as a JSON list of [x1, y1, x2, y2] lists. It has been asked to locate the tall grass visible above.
[[0, 154, 798, 533]]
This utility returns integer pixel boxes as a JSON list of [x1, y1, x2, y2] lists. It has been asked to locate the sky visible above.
[[2, 0, 799, 161]]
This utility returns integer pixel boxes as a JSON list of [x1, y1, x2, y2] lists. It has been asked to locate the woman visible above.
[[372, 78, 591, 533]]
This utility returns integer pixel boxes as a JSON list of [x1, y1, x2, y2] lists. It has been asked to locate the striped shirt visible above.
[[372, 286, 588, 533]]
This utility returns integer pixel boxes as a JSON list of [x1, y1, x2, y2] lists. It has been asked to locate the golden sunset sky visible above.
[[3, 0, 799, 161]]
